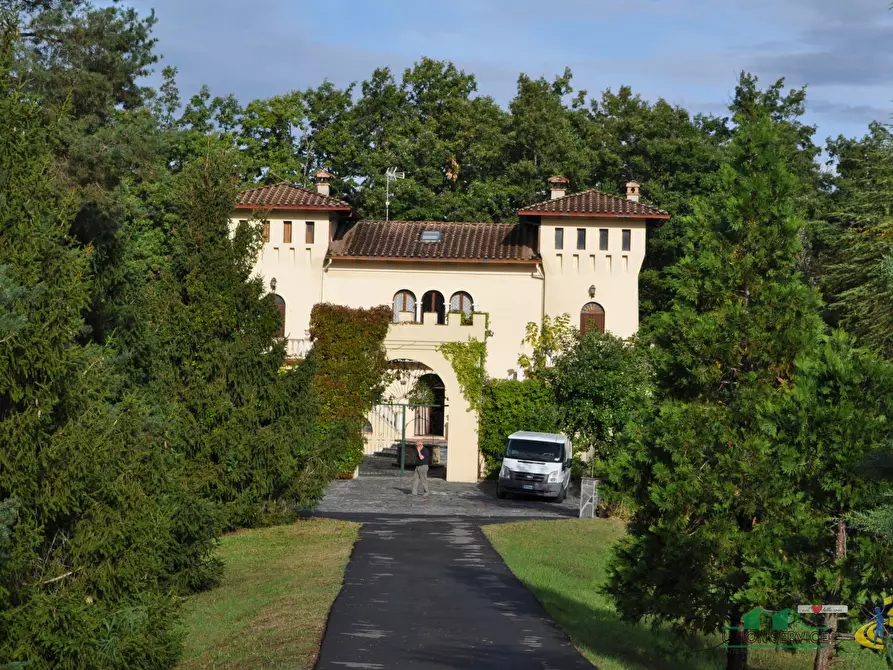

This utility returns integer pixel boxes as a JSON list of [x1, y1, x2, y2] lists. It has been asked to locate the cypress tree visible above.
[[153, 146, 315, 528], [0, 42, 189, 668], [756, 331, 893, 670], [604, 78, 825, 670], [821, 123, 893, 357]]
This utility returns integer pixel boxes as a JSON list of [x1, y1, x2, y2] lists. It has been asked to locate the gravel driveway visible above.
[[313, 474, 580, 519]]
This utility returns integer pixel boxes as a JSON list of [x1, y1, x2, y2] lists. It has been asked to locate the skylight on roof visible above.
[[420, 230, 443, 243]]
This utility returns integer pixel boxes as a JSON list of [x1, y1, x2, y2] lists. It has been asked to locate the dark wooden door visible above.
[[273, 295, 286, 337], [422, 291, 445, 324], [580, 302, 605, 336]]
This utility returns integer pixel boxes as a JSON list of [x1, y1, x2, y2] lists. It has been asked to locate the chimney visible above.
[[626, 181, 641, 203], [314, 168, 334, 197], [548, 175, 569, 200]]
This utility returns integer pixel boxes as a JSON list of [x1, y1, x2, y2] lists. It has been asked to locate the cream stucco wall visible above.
[[232, 210, 335, 351], [323, 260, 543, 379], [240, 211, 649, 361], [538, 216, 647, 338]]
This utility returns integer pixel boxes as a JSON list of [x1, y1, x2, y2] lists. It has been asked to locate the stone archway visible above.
[[381, 312, 486, 482], [364, 361, 449, 479]]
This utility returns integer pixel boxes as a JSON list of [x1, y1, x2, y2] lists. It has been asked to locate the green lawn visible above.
[[177, 518, 359, 670], [484, 518, 885, 670]]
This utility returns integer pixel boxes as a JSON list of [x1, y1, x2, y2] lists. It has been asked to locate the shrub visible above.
[[550, 332, 652, 476], [517, 314, 578, 379], [478, 379, 559, 477]]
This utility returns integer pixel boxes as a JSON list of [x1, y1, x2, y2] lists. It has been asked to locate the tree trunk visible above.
[[726, 609, 749, 670], [813, 520, 847, 670], [812, 613, 838, 670], [726, 635, 748, 670]]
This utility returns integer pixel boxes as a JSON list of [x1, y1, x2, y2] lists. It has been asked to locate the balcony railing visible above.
[[286, 338, 312, 360]]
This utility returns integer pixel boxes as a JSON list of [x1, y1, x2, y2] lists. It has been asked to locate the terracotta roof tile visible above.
[[235, 183, 350, 210], [518, 188, 669, 218], [328, 220, 539, 263]]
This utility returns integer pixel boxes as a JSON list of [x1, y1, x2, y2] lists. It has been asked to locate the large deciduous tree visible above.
[[347, 58, 510, 221]]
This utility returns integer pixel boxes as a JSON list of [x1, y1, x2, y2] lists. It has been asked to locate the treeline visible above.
[[168, 58, 739, 223]]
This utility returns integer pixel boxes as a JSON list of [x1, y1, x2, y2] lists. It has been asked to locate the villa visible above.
[[233, 171, 669, 482]]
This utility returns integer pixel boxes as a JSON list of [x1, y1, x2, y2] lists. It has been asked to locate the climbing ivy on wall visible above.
[[309, 303, 392, 474], [437, 337, 487, 413]]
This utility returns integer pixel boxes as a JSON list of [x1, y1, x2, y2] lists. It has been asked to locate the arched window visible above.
[[362, 421, 373, 434], [580, 302, 605, 337], [421, 290, 446, 324], [273, 294, 286, 338], [393, 289, 416, 322], [449, 291, 474, 319]]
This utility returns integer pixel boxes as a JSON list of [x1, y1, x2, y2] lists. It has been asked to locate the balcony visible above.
[[387, 311, 487, 347], [286, 338, 312, 361]]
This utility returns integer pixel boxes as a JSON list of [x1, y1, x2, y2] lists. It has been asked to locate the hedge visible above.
[[478, 378, 560, 477]]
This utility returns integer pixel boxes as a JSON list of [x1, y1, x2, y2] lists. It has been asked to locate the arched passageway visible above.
[[360, 313, 486, 482], [362, 360, 450, 479]]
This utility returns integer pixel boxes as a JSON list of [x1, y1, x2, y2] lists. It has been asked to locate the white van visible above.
[[496, 431, 572, 502]]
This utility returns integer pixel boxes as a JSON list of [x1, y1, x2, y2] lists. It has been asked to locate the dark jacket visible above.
[[416, 446, 431, 467]]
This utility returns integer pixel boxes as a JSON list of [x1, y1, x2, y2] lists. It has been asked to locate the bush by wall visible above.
[[309, 304, 392, 475], [478, 379, 560, 477], [438, 337, 487, 413]]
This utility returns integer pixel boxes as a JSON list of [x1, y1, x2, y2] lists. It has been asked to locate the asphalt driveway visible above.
[[314, 516, 592, 669]]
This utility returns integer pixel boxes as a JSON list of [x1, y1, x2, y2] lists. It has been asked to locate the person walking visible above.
[[412, 440, 430, 497]]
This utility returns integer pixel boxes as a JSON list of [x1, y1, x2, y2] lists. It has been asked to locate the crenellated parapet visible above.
[[387, 311, 487, 347]]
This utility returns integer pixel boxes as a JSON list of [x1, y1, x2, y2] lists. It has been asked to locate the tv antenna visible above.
[[385, 167, 404, 221]]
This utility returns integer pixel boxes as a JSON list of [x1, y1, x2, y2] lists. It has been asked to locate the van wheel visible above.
[[554, 486, 566, 504], [496, 484, 507, 499]]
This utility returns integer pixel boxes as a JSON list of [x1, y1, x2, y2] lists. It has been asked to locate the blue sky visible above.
[[129, 0, 893, 143]]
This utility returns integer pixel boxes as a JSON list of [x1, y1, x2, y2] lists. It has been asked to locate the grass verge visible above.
[[177, 518, 359, 670], [484, 518, 884, 670]]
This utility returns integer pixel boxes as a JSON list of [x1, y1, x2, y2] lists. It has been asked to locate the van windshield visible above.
[[506, 439, 563, 462]]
